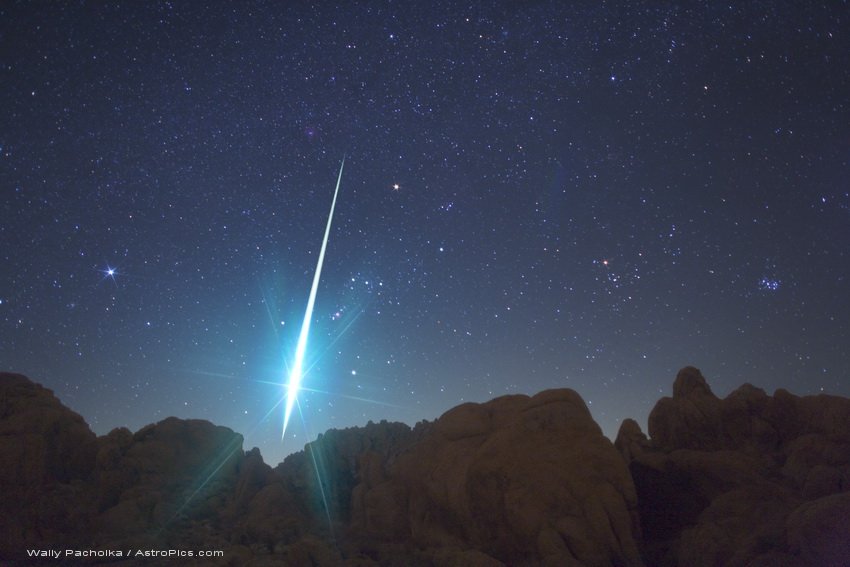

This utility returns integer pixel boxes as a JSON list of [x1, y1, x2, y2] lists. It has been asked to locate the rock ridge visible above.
[[2, 368, 849, 566], [616, 366, 850, 566]]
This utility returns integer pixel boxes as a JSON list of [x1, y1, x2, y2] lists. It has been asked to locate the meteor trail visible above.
[[282, 157, 346, 439]]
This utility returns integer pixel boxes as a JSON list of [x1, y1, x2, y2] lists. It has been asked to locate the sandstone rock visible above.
[[229, 480, 305, 549], [5, 368, 850, 566], [786, 491, 850, 567], [801, 464, 843, 499], [615, 418, 651, 461], [672, 365, 714, 398], [674, 484, 797, 567], [782, 433, 850, 488], [628, 367, 850, 567], [0, 372, 98, 486], [353, 389, 645, 566], [92, 417, 245, 553], [0, 372, 99, 556], [431, 547, 505, 566], [277, 419, 417, 529], [648, 366, 725, 451]]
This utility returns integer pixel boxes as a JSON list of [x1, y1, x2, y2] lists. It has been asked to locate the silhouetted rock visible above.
[[619, 366, 850, 567], [92, 416, 244, 551], [0, 372, 98, 556], [347, 389, 644, 566], [0, 373, 98, 485], [786, 491, 850, 566], [3, 369, 850, 566], [277, 418, 418, 531], [615, 418, 651, 461]]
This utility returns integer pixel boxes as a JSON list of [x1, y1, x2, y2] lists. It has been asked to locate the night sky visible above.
[[2, 2, 849, 466]]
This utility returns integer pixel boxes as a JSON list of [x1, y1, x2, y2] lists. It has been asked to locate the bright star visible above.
[[99, 265, 118, 284], [392, 183, 400, 191]]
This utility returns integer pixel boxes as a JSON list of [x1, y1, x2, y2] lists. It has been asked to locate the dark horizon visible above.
[[3, 366, 848, 566]]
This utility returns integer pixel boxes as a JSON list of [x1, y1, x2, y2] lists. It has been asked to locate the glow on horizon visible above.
[[282, 157, 346, 439]]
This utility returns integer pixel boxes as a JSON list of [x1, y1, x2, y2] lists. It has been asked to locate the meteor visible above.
[[282, 157, 346, 438]]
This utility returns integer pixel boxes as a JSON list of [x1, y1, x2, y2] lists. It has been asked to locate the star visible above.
[[2, 0, 847, 472], [99, 265, 118, 285], [758, 277, 781, 292]]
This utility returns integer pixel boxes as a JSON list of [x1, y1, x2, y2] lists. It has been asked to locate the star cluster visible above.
[[2, 2, 848, 465]]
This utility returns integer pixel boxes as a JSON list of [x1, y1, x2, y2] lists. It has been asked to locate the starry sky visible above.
[[2, 2, 849, 466]]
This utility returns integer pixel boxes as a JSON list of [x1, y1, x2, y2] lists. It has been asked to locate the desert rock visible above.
[[3, 368, 850, 566], [621, 366, 850, 566]]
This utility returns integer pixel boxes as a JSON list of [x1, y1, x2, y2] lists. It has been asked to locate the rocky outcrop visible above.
[[92, 417, 245, 550], [272, 390, 645, 565], [0, 373, 99, 555], [617, 366, 850, 567], [276, 418, 419, 530], [3, 368, 849, 566], [345, 389, 645, 566], [0, 373, 645, 566]]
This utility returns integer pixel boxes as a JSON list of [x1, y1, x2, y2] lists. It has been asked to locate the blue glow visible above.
[[100, 265, 117, 280], [282, 157, 346, 439]]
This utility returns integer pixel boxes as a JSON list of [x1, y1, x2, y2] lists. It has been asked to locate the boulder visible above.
[[5, 368, 850, 566], [786, 491, 850, 567], [623, 367, 850, 566], [93, 417, 244, 545], [0, 372, 99, 555], [0, 372, 98, 486], [352, 389, 645, 566]]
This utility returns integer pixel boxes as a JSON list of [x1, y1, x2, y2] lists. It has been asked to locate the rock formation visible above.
[[2, 368, 849, 566], [343, 389, 644, 566], [0, 373, 99, 555], [616, 366, 850, 567]]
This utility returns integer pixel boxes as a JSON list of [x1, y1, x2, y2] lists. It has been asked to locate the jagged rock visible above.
[[352, 389, 645, 566], [615, 418, 651, 461], [0, 372, 98, 486], [4, 369, 850, 566], [786, 491, 850, 567], [228, 477, 306, 550], [621, 366, 850, 567], [673, 483, 798, 567], [648, 366, 726, 451], [0, 372, 99, 556], [277, 419, 418, 530], [93, 416, 244, 546]]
